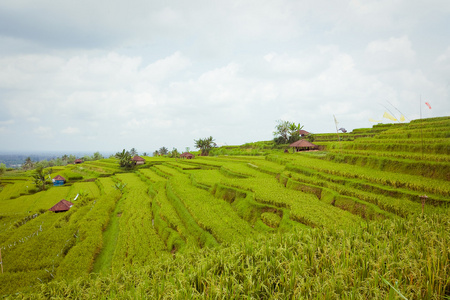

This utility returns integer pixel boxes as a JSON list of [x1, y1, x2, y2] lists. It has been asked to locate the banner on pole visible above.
[[383, 112, 397, 121]]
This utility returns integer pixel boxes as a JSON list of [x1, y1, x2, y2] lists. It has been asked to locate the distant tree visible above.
[[68, 155, 76, 164], [194, 136, 217, 156], [54, 157, 64, 166], [22, 157, 34, 170], [185, 147, 190, 153], [273, 120, 304, 144], [0, 163, 6, 175], [306, 133, 315, 142], [142, 152, 148, 156], [62, 154, 69, 162], [159, 147, 168, 156], [35, 160, 50, 169], [93, 152, 103, 160], [32, 166, 52, 191], [288, 122, 304, 143], [153, 150, 159, 157], [82, 155, 92, 162], [130, 148, 138, 156], [169, 148, 180, 158], [115, 149, 134, 169], [47, 159, 56, 167], [273, 120, 290, 144]]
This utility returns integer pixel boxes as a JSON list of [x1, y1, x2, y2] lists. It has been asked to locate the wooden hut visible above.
[[298, 130, 310, 137], [180, 152, 195, 159], [289, 139, 319, 152], [49, 199, 74, 212], [74, 159, 83, 164], [52, 175, 66, 186], [132, 155, 145, 165]]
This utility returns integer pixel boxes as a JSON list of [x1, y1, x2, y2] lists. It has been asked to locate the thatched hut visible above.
[[298, 130, 310, 137], [132, 155, 145, 165], [180, 152, 195, 159], [289, 139, 319, 152], [49, 199, 74, 212]]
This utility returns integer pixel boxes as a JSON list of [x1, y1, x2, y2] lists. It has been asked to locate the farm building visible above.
[[298, 130, 310, 137], [49, 199, 74, 212], [132, 155, 145, 165], [180, 152, 195, 159], [52, 175, 66, 186], [74, 159, 83, 164], [289, 139, 319, 152]]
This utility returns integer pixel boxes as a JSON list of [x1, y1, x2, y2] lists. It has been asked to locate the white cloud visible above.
[[0, 1, 449, 151], [140, 51, 191, 84], [436, 46, 450, 61], [33, 126, 53, 139], [61, 127, 80, 134], [0, 120, 14, 125], [364, 36, 416, 71], [27, 117, 40, 123]]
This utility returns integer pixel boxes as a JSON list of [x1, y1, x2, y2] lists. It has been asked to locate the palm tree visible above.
[[159, 147, 168, 156], [194, 136, 217, 156], [115, 149, 134, 169], [130, 148, 138, 156], [153, 150, 159, 157], [288, 122, 304, 143], [169, 148, 180, 158], [22, 157, 34, 170], [32, 166, 52, 191], [273, 120, 304, 144]]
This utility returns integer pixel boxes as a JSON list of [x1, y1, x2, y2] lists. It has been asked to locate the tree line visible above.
[[20, 152, 105, 171]]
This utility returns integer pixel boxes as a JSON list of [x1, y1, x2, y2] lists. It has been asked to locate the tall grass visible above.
[[33, 213, 450, 299]]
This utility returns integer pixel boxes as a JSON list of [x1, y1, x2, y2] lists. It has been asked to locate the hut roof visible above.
[[49, 199, 74, 212], [180, 152, 194, 157], [289, 139, 318, 148], [298, 130, 310, 135], [74, 159, 83, 163], [132, 155, 145, 161], [53, 175, 66, 181]]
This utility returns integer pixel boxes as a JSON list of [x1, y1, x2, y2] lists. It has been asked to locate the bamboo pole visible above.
[[333, 115, 341, 152], [420, 95, 424, 160]]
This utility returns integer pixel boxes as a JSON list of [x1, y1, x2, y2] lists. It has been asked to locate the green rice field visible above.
[[0, 116, 449, 299]]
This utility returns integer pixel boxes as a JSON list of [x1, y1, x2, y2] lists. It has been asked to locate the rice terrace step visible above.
[[0, 116, 449, 298]]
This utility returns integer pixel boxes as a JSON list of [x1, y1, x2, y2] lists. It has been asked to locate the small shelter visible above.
[[298, 130, 310, 137], [132, 155, 145, 165], [74, 159, 83, 164], [49, 199, 74, 212], [180, 152, 195, 159], [289, 139, 319, 152], [52, 175, 66, 186]]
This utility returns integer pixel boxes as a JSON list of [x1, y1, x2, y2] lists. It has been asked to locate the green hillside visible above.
[[0, 117, 449, 299]]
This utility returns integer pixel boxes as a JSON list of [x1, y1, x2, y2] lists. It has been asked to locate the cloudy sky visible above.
[[0, 0, 449, 153]]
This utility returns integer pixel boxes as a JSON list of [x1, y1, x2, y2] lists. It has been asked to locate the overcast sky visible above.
[[0, 0, 449, 153]]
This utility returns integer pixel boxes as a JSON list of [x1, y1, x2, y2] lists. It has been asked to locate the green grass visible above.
[[92, 189, 124, 275], [0, 116, 449, 298]]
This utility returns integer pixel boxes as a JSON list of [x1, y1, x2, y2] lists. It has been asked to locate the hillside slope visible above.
[[0, 116, 449, 299]]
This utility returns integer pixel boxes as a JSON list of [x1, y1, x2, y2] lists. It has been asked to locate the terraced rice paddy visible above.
[[0, 116, 449, 299]]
